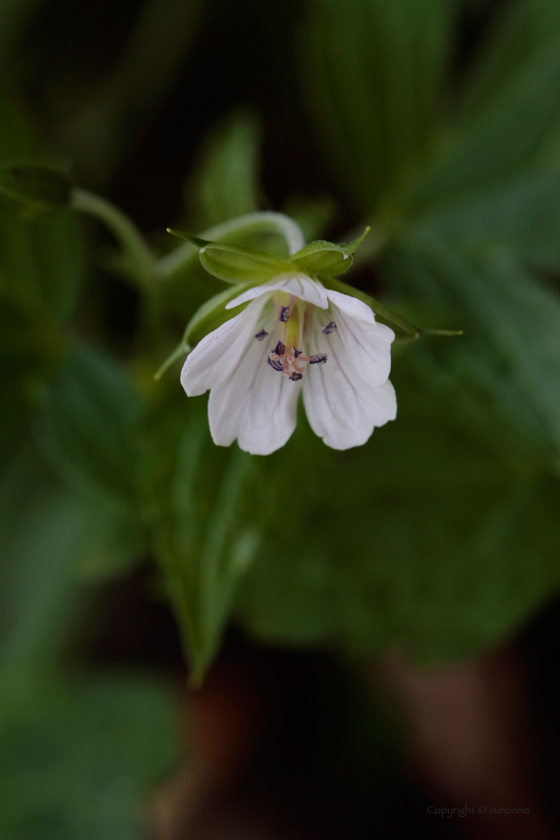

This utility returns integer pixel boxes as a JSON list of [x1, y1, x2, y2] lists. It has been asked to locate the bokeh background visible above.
[[3, 0, 560, 837]]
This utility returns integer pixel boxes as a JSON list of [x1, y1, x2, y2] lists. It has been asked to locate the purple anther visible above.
[[254, 329, 268, 341], [279, 306, 290, 322], [273, 341, 286, 356], [292, 347, 302, 358], [322, 321, 337, 335], [289, 372, 303, 381], [268, 357, 284, 372], [309, 353, 327, 365]]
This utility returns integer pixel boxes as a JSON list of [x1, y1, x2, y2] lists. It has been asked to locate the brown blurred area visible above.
[[86, 569, 560, 840]]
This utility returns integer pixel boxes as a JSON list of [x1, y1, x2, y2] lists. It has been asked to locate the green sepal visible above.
[[290, 241, 355, 275], [167, 230, 211, 249], [182, 283, 250, 346], [417, 326, 464, 338], [167, 228, 293, 284], [0, 161, 72, 214], [323, 275, 461, 344], [153, 344, 189, 382], [154, 283, 250, 379], [290, 226, 371, 276]]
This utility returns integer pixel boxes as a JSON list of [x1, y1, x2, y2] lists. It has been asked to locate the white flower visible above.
[[181, 273, 397, 455]]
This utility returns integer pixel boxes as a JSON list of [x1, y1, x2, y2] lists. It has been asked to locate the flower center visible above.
[[254, 294, 334, 382]]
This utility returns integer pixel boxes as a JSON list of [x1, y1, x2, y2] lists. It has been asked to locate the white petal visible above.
[[226, 272, 329, 310], [181, 299, 265, 396], [314, 304, 394, 388], [208, 323, 300, 455], [325, 290, 396, 348], [324, 288, 377, 324], [302, 328, 397, 450]]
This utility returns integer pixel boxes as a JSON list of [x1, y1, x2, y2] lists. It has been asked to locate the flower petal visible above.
[[208, 326, 301, 455], [302, 326, 397, 450], [226, 272, 329, 310], [324, 288, 377, 324], [181, 299, 265, 396], [314, 303, 394, 389]]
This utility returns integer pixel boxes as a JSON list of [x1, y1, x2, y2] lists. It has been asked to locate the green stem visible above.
[[153, 342, 189, 380], [71, 187, 155, 286]]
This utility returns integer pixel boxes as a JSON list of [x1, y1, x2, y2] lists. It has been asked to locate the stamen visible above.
[[322, 321, 337, 335], [289, 372, 303, 381], [268, 357, 284, 372], [309, 354, 327, 365], [292, 347, 302, 357], [255, 329, 268, 341], [279, 306, 290, 322], [273, 340, 286, 355]]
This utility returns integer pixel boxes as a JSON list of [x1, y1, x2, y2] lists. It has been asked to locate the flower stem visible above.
[[71, 187, 155, 286], [153, 341, 190, 380]]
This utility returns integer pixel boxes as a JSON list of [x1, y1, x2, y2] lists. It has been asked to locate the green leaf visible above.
[[0, 445, 94, 676], [1, 674, 178, 840], [0, 208, 85, 324], [167, 230, 293, 284], [76, 493, 147, 581], [407, 170, 560, 271], [0, 295, 61, 469], [290, 227, 370, 275], [408, 35, 560, 214], [385, 233, 560, 469], [38, 343, 142, 500], [235, 362, 560, 664], [140, 391, 260, 683], [462, 0, 560, 120], [0, 161, 73, 213], [0, 444, 143, 678], [187, 110, 261, 228], [304, 0, 453, 209], [0, 176, 86, 462], [0, 102, 84, 325]]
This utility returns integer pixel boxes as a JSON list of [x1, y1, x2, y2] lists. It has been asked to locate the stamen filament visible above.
[[266, 300, 327, 382]]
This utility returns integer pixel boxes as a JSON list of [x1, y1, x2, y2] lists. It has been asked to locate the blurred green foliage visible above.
[[1, 674, 178, 840], [4, 0, 560, 834], [187, 111, 261, 229], [1, 58, 175, 839]]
